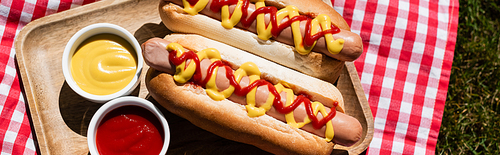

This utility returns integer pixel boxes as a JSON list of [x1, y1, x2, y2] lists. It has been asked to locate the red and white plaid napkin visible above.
[[331, 0, 459, 154], [0, 0, 458, 154]]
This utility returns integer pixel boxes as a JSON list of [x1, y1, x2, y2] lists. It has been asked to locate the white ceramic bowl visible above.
[[62, 23, 143, 103], [87, 96, 170, 155]]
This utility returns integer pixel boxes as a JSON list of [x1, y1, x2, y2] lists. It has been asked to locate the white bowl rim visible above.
[[61, 23, 143, 103], [87, 96, 170, 155]]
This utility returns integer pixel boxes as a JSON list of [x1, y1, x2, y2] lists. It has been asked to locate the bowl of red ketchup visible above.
[[87, 96, 170, 155]]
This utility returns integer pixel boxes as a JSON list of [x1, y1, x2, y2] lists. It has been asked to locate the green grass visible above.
[[437, 0, 500, 154]]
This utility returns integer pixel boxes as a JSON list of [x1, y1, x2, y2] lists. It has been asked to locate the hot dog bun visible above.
[[158, 0, 363, 83], [144, 34, 362, 154], [155, 34, 345, 112], [147, 70, 335, 155]]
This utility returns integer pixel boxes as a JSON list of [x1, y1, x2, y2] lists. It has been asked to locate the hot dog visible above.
[[143, 34, 362, 154], [158, 0, 363, 83]]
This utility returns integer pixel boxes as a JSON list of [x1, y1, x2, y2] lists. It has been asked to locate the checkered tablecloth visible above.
[[332, 0, 459, 154], [0, 0, 458, 154]]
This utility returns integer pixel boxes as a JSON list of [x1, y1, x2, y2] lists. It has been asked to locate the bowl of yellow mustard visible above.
[[62, 23, 143, 103]]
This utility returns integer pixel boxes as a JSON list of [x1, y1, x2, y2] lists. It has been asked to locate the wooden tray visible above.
[[14, 0, 373, 154]]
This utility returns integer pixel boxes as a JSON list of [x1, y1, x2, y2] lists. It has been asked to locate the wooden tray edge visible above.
[[345, 62, 374, 154]]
